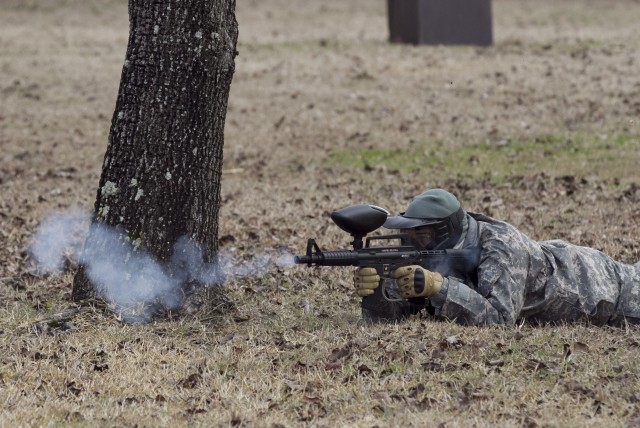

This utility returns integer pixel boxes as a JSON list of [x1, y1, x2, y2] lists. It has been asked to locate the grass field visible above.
[[1, 0, 640, 426]]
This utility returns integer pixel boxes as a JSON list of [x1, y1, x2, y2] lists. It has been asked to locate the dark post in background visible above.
[[388, 0, 493, 46]]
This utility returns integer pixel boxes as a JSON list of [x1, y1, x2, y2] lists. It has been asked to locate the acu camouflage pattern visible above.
[[428, 213, 640, 326]]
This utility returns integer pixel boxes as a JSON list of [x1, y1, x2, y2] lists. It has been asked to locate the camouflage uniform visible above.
[[426, 212, 640, 326]]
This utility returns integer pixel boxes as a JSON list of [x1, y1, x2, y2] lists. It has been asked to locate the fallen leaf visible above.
[[324, 361, 343, 371], [291, 361, 309, 372], [218, 333, 234, 345], [574, 342, 589, 353], [118, 397, 139, 405], [230, 414, 242, 426], [431, 348, 446, 360], [301, 395, 323, 404], [328, 342, 353, 363], [297, 401, 326, 421], [525, 359, 548, 372], [357, 364, 373, 376], [628, 416, 640, 427], [64, 380, 82, 396], [65, 411, 84, 422], [373, 391, 392, 404], [422, 361, 444, 372], [409, 383, 425, 398], [563, 343, 572, 361], [178, 373, 201, 389], [440, 335, 464, 349], [275, 334, 296, 350], [564, 380, 594, 397], [93, 363, 109, 372], [274, 116, 286, 129]]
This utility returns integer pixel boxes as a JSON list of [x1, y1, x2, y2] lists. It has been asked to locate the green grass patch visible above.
[[328, 132, 640, 183]]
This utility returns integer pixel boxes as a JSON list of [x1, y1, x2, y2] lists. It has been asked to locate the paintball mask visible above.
[[383, 189, 465, 250]]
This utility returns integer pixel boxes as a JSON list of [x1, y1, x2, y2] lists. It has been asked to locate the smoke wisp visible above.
[[27, 208, 89, 275], [29, 209, 296, 321]]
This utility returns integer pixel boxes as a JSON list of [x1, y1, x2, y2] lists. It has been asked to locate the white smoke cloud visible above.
[[78, 223, 185, 317], [27, 208, 89, 275], [28, 209, 296, 321]]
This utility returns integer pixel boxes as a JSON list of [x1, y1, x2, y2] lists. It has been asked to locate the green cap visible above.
[[384, 189, 461, 229], [405, 189, 460, 218]]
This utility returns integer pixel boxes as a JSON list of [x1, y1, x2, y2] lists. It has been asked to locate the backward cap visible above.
[[404, 189, 461, 219]]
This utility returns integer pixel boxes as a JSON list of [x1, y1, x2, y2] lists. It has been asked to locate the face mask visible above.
[[402, 226, 435, 248]]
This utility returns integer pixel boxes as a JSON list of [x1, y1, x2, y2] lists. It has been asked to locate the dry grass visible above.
[[2, 0, 640, 426]]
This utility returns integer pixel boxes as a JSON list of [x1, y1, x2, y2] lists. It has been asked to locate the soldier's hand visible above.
[[354, 267, 380, 297], [391, 265, 443, 298]]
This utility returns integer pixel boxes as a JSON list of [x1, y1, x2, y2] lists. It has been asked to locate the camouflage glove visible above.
[[391, 265, 443, 299], [354, 267, 380, 297]]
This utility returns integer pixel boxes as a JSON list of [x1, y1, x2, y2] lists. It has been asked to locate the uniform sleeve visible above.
[[428, 219, 539, 325], [427, 215, 640, 326]]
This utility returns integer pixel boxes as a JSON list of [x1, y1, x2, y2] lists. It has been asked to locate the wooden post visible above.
[[388, 0, 493, 46]]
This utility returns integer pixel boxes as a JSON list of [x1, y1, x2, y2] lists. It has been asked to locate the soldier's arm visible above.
[[428, 221, 531, 325]]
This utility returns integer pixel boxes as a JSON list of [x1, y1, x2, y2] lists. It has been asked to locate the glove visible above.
[[354, 267, 380, 297], [391, 265, 443, 299]]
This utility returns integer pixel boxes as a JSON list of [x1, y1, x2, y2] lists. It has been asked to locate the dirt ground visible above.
[[1, 0, 640, 426]]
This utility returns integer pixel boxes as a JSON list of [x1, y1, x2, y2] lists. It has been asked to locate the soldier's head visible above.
[[383, 189, 465, 250]]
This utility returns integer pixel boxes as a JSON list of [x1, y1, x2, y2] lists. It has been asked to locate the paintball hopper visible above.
[[330, 204, 389, 237], [294, 204, 389, 265]]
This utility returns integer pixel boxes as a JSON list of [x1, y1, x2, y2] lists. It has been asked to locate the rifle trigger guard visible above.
[[380, 277, 403, 303]]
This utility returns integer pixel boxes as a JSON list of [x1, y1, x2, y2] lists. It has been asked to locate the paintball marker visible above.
[[294, 204, 479, 319]]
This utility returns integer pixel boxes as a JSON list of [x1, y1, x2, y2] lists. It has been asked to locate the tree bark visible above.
[[72, 0, 238, 318]]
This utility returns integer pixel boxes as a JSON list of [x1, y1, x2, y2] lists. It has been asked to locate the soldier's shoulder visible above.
[[467, 212, 531, 246], [468, 212, 517, 232]]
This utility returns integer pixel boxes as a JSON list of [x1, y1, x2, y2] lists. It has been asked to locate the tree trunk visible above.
[[72, 0, 238, 320]]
